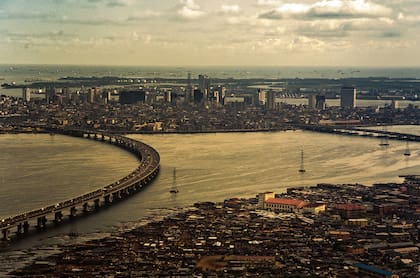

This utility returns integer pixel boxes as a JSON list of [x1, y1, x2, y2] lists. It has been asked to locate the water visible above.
[[2, 65, 420, 85], [0, 127, 420, 273], [0, 131, 420, 274]]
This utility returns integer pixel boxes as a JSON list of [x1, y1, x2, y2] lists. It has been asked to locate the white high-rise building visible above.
[[22, 87, 31, 102]]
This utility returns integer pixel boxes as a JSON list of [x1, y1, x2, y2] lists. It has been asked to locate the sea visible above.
[[1, 64, 420, 273]]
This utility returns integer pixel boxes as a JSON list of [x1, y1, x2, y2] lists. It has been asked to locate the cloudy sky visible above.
[[1, 0, 420, 66]]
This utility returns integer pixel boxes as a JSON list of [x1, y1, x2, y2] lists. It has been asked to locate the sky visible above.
[[1, 0, 420, 67]]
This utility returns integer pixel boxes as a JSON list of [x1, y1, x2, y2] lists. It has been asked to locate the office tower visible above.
[[193, 89, 203, 104], [22, 87, 31, 102], [119, 90, 146, 104], [266, 90, 275, 110], [198, 74, 210, 98], [45, 87, 57, 103], [308, 94, 316, 109], [316, 95, 326, 110], [185, 72, 193, 104], [102, 91, 111, 104], [258, 89, 266, 106], [340, 87, 356, 108], [88, 88, 95, 103]]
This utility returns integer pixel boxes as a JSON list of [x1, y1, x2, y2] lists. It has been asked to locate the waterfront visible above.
[[279, 97, 420, 109], [1, 127, 420, 273]]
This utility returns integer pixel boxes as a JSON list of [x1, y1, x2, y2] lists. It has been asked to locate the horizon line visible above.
[[2, 63, 420, 69]]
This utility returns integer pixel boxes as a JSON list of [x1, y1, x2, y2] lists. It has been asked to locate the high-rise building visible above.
[[215, 85, 226, 104], [340, 87, 356, 108], [198, 74, 210, 98], [22, 87, 31, 102], [316, 95, 326, 110], [193, 89, 203, 104], [185, 72, 193, 104], [307, 94, 316, 109], [258, 89, 266, 106], [45, 87, 57, 103], [266, 90, 275, 110], [119, 90, 146, 104]]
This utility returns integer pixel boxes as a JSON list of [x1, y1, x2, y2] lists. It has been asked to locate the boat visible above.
[[298, 149, 306, 173], [379, 126, 390, 147], [404, 141, 411, 156], [170, 168, 179, 194]]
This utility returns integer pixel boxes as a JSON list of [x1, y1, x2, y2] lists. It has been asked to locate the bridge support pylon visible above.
[[94, 199, 100, 210], [2, 228, 10, 241], [70, 207, 77, 217], [83, 203, 89, 213], [54, 211, 63, 223], [23, 221, 29, 233], [104, 195, 112, 205], [36, 216, 47, 229]]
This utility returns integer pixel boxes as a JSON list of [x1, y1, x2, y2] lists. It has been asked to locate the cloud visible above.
[[256, 0, 282, 6], [379, 31, 401, 38], [127, 10, 161, 21], [107, 0, 126, 7], [259, 0, 392, 20], [221, 4, 240, 14], [176, 0, 205, 20]]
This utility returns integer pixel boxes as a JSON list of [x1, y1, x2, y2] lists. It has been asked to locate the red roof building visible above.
[[258, 192, 307, 212], [334, 203, 366, 219]]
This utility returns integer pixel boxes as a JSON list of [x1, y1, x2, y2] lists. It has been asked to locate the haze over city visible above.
[[2, 0, 420, 66]]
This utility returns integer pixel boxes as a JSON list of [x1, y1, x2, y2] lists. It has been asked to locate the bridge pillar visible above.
[[23, 221, 29, 233], [94, 199, 100, 209], [37, 216, 47, 229], [112, 192, 120, 201], [2, 228, 10, 241], [104, 195, 112, 205], [70, 206, 77, 217], [54, 211, 63, 223], [101, 134, 105, 141], [120, 189, 129, 198], [94, 134, 98, 140], [83, 203, 89, 213]]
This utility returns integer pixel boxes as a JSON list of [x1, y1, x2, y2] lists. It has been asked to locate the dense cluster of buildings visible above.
[[0, 74, 418, 133], [12, 176, 420, 277]]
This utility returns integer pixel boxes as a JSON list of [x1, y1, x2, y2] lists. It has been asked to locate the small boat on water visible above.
[[170, 168, 179, 194], [404, 141, 411, 156], [379, 126, 390, 147], [298, 149, 306, 173]]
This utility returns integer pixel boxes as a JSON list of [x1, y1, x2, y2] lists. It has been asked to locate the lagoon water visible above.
[[1, 64, 420, 272], [0, 127, 419, 273]]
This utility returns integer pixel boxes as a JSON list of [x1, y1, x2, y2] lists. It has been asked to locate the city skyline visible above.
[[2, 0, 420, 67]]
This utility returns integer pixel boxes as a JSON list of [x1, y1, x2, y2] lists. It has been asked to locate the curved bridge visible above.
[[0, 129, 160, 241]]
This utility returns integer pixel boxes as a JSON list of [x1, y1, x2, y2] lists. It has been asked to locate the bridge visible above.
[[295, 124, 420, 142], [0, 129, 160, 241]]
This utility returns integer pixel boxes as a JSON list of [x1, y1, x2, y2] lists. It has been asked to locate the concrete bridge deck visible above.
[[0, 129, 160, 241], [295, 124, 420, 142]]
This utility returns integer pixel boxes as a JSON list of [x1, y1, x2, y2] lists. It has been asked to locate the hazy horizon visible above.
[[2, 0, 420, 67]]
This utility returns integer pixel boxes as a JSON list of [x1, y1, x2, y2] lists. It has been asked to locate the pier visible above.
[[0, 129, 160, 241]]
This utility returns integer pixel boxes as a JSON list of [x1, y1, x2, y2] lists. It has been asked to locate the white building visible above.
[[22, 87, 31, 102]]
